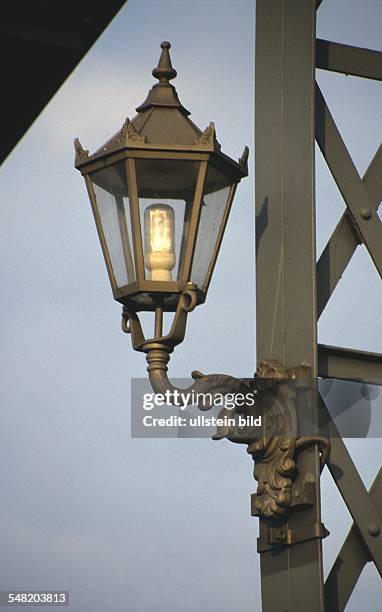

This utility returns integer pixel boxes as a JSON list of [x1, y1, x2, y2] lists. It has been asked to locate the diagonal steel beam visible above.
[[317, 212, 360, 319], [320, 398, 382, 579], [364, 144, 382, 207], [316, 86, 382, 313], [316, 39, 382, 81], [325, 467, 382, 611], [316, 84, 382, 275], [317, 144, 382, 318]]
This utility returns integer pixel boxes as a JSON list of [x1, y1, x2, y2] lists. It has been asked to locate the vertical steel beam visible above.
[[255, 1, 325, 610]]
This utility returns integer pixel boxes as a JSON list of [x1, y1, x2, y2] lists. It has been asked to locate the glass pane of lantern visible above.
[[191, 164, 232, 289], [91, 161, 135, 289], [135, 159, 199, 282]]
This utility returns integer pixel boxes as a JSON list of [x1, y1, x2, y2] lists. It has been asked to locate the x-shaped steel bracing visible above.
[[315, 38, 382, 610]]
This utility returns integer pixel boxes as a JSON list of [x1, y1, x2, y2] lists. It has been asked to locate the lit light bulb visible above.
[[144, 204, 176, 281]]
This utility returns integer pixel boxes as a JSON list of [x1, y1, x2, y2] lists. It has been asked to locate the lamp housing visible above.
[[75, 42, 248, 314]]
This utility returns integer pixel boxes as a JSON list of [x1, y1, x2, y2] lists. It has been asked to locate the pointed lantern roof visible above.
[[74, 41, 249, 179]]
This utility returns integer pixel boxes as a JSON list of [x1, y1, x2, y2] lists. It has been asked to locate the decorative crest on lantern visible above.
[[74, 138, 89, 164], [193, 122, 220, 150]]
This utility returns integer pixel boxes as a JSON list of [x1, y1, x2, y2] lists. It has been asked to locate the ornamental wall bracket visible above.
[[121, 303, 330, 522], [201, 360, 330, 520]]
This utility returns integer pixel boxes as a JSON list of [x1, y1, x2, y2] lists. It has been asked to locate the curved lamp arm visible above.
[[122, 287, 248, 407], [145, 346, 245, 404]]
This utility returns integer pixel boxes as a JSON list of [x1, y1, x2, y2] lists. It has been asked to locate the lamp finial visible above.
[[152, 41, 177, 83], [136, 41, 190, 115]]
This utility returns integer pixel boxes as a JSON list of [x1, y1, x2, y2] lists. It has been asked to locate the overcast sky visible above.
[[0, 1, 382, 610]]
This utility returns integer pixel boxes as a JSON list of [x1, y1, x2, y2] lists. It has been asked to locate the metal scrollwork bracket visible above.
[[122, 300, 330, 527], [200, 359, 331, 523], [193, 361, 329, 523]]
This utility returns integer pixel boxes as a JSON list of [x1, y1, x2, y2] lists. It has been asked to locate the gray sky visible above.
[[0, 1, 381, 610]]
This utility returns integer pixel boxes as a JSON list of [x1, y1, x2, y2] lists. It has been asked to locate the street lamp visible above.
[[75, 41, 248, 360], [75, 41, 328, 520]]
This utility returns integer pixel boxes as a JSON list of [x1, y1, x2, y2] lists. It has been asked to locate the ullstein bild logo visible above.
[[142, 413, 262, 428]]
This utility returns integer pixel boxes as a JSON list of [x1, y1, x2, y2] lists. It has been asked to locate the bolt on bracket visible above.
[[257, 521, 330, 552]]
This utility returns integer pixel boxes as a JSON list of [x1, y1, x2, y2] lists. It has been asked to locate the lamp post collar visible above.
[[136, 41, 190, 116]]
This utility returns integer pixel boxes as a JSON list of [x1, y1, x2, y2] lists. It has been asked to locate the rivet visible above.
[[361, 206, 372, 220], [368, 523, 380, 537], [277, 530, 287, 542]]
